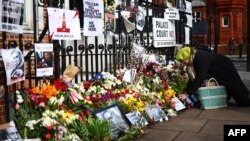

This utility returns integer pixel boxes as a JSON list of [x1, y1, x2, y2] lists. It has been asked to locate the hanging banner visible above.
[[47, 8, 81, 40], [1, 48, 25, 85], [136, 6, 146, 31], [83, 0, 104, 36], [35, 43, 54, 77], [153, 18, 176, 48], [0, 0, 24, 34], [164, 8, 180, 20]]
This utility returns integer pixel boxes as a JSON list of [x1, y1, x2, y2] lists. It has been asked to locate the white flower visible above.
[[49, 96, 57, 105], [57, 95, 65, 105], [16, 93, 23, 103], [25, 120, 40, 130], [41, 116, 58, 128]]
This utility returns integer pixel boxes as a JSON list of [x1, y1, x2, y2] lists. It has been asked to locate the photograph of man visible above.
[[0, 126, 22, 141], [36, 52, 53, 68], [10, 48, 24, 80]]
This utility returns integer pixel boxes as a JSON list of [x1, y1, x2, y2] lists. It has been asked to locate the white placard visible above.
[[47, 8, 81, 40], [185, 27, 190, 45], [153, 18, 176, 47], [83, 0, 104, 36], [185, 14, 193, 27], [185, 0, 192, 14], [122, 69, 137, 83], [0, 0, 24, 34], [35, 43, 54, 77], [164, 8, 180, 20]]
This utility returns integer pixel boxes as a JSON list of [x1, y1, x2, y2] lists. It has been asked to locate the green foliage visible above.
[[169, 74, 188, 95], [85, 116, 111, 141], [68, 120, 90, 141], [117, 127, 142, 141]]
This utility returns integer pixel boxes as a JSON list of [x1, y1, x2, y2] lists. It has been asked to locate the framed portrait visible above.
[[93, 104, 130, 140], [126, 110, 148, 128], [144, 104, 167, 122], [0, 121, 22, 141]]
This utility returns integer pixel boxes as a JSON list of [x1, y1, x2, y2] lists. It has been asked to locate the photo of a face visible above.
[[94, 105, 130, 140], [0, 126, 22, 141]]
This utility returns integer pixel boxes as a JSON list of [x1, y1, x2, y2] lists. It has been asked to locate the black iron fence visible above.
[[1, 0, 176, 122]]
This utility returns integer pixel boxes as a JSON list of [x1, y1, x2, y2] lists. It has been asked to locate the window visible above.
[[222, 16, 229, 27], [193, 11, 201, 22]]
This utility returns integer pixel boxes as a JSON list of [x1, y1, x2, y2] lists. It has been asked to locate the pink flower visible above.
[[39, 102, 45, 107], [69, 90, 83, 104], [15, 103, 20, 110]]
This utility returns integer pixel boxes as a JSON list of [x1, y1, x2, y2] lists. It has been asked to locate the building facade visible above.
[[193, 0, 248, 54]]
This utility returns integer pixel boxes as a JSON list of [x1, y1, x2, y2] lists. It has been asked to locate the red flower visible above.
[[83, 81, 91, 90], [44, 133, 51, 139], [162, 80, 168, 89], [53, 79, 67, 91]]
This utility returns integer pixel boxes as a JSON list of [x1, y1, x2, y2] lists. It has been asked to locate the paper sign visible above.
[[122, 69, 137, 83], [153, 18, 176, 47], [83, 0, 104, 36], [47, 8, 81, 40], [1, 48, 25, 85], [164, 8, 180, 20], [172, 97, 186, 111], [0, 0, 24, 33], [35, 43, 54, 77]]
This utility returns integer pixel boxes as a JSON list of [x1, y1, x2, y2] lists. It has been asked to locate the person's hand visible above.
[[178, 93, 189, 100]]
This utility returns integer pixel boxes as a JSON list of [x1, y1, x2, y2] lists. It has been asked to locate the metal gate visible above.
[[0, 0, 176, 122]]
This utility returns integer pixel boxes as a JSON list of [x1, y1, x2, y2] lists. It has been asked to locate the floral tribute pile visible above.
[[11, 61, 190, 141]]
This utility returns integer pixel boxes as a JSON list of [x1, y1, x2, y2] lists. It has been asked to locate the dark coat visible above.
[[187, 49, 250, 107]]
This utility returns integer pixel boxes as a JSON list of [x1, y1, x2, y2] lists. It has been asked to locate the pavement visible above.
[[133, 55, 250, 141]]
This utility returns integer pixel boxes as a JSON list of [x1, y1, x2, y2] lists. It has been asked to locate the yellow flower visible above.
[[165, 88, 176, 98]]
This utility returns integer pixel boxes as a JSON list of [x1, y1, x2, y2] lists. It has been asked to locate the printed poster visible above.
[[185, 14, 193, 27], [136, 6, 146, 31], [1, 48, 25, 85], [35, 43, 54, 77], [47, 8, 81, 40], [164, 8, 180, 20], [83, 0, 104, 36], [0, 0, 24, 34], [185, 0, 192, 14], [153, 18, 176, 47]]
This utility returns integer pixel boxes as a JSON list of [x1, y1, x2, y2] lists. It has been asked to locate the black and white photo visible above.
[[126, 110, 148, 128], [94, 104, 130, 140], [144, 104, 167, 122], [0, 123, 22, 141], [1, 47, 25, 85]]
